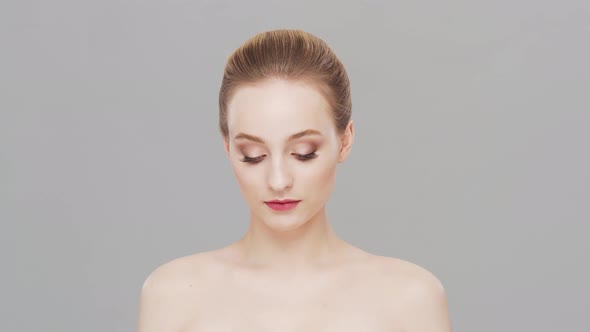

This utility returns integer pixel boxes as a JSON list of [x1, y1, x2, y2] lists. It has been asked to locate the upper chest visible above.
[[178, 264, 406, 332]]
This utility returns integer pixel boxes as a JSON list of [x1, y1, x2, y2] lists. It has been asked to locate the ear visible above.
[[337, 120, 354, 163], [223, 136, 230, 158]]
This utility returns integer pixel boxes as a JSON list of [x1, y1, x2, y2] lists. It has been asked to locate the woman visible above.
[[137, 29, 452, 331]]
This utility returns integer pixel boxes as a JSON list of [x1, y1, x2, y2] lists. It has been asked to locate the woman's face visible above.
[[223, 79, 353, 231]]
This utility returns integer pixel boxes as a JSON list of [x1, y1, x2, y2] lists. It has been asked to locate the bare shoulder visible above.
[[369, 255, 453, 331], [140, 252, 211, 292], [137, 251, 218, 332], [370, 255, 446, 294]]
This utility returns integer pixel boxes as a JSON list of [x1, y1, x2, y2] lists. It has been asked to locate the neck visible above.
[[235, 207, 347, 273]]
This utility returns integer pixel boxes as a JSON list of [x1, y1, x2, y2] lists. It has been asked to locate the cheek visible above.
[[231, 163, 260, 194], [301, 159, 338, 191]]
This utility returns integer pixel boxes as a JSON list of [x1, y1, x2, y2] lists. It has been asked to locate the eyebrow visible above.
[[233, 129, 322, 144]]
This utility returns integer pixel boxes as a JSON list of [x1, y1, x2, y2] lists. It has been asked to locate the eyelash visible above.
[[240, 152, 318, 164]]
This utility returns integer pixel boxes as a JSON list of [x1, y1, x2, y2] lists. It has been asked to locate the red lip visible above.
[[265, 199, 300, 203], [264, 199, 301, 211]]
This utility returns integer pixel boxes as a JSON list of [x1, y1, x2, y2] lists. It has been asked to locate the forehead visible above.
[[226, 79, 335, 141]]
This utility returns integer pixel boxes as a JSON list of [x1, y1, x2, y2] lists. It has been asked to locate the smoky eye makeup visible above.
[[293, 150, 319, 161], [239, 151, 264, 163], [237, 145, 264, 163], [239, 152, 318, 164], [239, 148, 319, 164], [240, 155, 264, 163], [292, 143, 319, 159], [236, 140, 322, 164]]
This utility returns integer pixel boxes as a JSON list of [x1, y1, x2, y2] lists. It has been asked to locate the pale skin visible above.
[[137, 79, 453, 331]]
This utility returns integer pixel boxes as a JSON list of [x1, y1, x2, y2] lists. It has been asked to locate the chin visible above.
[[252, 209, 310, 231], [263, 215, 308, 231]]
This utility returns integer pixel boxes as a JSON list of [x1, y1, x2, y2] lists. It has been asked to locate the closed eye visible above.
[[240, 152, 318, 164], [294, 151, 318, 161], [240, 155, 265, 163]]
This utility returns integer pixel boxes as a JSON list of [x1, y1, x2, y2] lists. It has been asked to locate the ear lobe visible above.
[[338, 120, 354, 163], [223, 137, 230, 158]]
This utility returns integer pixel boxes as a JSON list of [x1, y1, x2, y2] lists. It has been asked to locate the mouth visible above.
[[264, 199, 301, 211]]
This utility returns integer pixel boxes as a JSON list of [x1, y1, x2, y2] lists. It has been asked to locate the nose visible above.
[[267, 157, 293, 193]]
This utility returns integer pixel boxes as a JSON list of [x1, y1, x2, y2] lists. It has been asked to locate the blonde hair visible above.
[[218, 29, 352, 138]]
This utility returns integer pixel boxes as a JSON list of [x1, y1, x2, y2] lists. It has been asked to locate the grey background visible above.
[[1, 0, 588, 331]]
